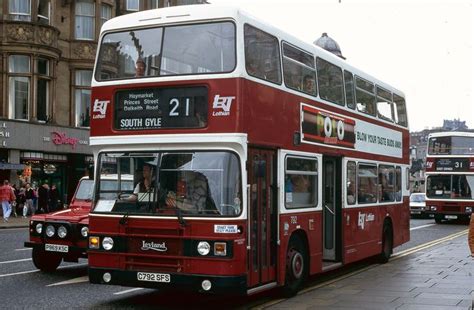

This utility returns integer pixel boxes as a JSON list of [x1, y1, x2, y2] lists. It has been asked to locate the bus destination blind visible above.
[[114, 86, 208, 130], [435, 158, 469, 172]]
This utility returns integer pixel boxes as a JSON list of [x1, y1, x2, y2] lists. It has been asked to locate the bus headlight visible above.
[[466, 207, 472, 213], [89, 236, 100, 249], [197, 241, 210, 256], [35, 223, 43, 234], [45, 225, 56, 237], [102, 237, 114, 251], [81, 227, 89, 238], [57, 226, 68, 239], [430, 206, 437, 211]]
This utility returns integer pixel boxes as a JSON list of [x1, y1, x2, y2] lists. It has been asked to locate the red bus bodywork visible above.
[[88, 77, 410, 294]]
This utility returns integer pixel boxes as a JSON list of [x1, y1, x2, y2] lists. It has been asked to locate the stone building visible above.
[[0, 0, 205, 203]]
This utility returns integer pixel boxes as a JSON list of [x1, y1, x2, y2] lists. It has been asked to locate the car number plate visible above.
[[45, 244, 69, 253], [445, 215, 457, 219], [137, 272, 170, 283]]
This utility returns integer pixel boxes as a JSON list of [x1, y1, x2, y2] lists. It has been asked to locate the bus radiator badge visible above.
[[141, 241, 168, 252]]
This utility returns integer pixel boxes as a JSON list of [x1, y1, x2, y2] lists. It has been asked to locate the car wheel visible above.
[[32, 247, 62, 272]]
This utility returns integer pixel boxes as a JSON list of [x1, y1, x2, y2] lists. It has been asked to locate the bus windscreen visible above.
[[95, 21, 236, 81]]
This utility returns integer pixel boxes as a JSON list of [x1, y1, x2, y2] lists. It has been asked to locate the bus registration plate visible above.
[[137, 272, 170, 283], [445, 215, 457, 219], [45, 244, 69, 253]]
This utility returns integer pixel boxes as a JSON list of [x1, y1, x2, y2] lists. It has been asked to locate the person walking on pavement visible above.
[[38, 182, 50, 214], [48, 184, 60, 213], [469, 215, 474, 257], [11, 184, 19, 217], [0, 180, 16, 222], [24, 183, 35, 217]]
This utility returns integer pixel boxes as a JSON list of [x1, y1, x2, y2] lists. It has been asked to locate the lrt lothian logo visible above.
[[92, 99, 109, 119], [212, 95, 235, 117], [141, 241, 168, 252]]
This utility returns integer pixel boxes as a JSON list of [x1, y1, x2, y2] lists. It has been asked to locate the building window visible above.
[[127, 0, 140, 11], [37, 0, 51, 24], [100, 4, 112, 28], [36, 58, 50, 122], [75, 0, 95, 40], [8, 55, 31, 120], [9, 0, 31, 21], [74, 70, 92, 127]]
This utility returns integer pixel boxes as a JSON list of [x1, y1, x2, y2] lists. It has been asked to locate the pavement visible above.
[[267, 231, 473, 310], [0, 215, 30, 229]]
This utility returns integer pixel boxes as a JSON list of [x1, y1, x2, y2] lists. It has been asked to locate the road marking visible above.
[[113, 288, 144, 295], [0, 270, 39, 278], [392, 229, 468, 259], [253, 229, 469, 309], [0, 258, 32, 264], [47, 276, 89, 287], [15, 248, 32, 251], [410, 223, 436, 231], [0, 262, 87, 278]]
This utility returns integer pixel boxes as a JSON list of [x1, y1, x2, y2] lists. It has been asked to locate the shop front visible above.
[[0, 120, 90, 205]]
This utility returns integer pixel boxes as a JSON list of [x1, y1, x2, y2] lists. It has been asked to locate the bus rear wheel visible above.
[[282, 236, 307, 297], [32, 248, 62, 272], [378, 223, 393, 264]]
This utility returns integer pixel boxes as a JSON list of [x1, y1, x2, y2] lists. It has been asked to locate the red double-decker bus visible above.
[[425, 132, 474, 223], [87, 5, 410, 296]]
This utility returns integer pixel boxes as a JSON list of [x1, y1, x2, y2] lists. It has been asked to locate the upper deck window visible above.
[[355, 76, 376, 116], [282, 43, 316, 96], [244, 24, 282, 84], [393, 94, 408, 127], [428, 136, 474, 155], [95, 21, 236, 81], [316, 58, 344, 106], [376, 86, 393, 122]]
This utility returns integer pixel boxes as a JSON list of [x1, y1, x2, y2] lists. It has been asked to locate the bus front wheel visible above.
[[282, 235, 308, 297], [32, 248, 62, 272]]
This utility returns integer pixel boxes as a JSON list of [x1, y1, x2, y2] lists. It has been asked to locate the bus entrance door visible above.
[[247, 149, 277, 288], [323, 156, 342, 262]]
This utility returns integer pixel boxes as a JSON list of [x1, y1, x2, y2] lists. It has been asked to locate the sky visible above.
[[209, 0, 473, 132]]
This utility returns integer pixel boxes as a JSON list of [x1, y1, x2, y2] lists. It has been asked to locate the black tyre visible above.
[[434, 215, 443, 224], [282, 235, 308, 297], [32, 247, 62, 272], [378, 223, 393, 264]]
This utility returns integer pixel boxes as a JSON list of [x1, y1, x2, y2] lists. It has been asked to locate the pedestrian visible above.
[[0, 180, 16, 222], [24, 183, 35, 217], [48, 184, 60, 213], [17, 186, 26, 217], [38, 182, 50, 214], [469, 215, 474, 257], [11, 184, 19, 217]]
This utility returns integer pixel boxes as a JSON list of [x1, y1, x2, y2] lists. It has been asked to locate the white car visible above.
[[409, 193, 427, 217]]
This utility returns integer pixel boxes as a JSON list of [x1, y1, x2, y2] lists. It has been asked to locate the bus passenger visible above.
[[165, 171, 210, 212], [303, 75, 315, 94], [135, 58, 146, 77]]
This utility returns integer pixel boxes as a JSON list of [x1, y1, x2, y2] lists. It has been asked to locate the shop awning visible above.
[[0, 163, 25, 170]]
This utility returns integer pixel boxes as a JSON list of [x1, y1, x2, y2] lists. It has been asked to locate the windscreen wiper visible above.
[[119, 211, 129, 226]]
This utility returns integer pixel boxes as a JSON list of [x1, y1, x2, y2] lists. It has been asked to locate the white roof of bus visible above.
[[428, 131, 474, 138], [99, 4, 404, 97]]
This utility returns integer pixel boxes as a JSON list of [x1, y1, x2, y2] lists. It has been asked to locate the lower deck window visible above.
[[284, 156, 318, 208]]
